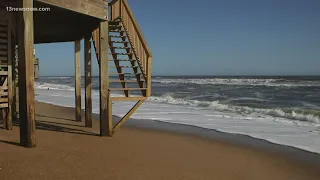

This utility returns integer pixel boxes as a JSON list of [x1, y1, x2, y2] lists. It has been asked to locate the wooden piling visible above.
[[18, 0, 36, 148], [84, 35, 92, 128], [74, 40, 81, 122], [99, 21, 112, 136]]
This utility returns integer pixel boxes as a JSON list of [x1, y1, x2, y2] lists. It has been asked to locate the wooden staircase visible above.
[[0, 18, 13, 130], [91, 0, 152, 135]]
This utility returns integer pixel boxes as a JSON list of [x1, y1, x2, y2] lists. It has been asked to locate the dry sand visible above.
[[0, 101, 319, 180]]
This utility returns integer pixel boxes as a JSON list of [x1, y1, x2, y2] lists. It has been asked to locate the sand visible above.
[[0, 101, 319, 180]]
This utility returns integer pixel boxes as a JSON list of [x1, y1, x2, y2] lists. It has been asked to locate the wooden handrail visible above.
[[120, 0, 152, 57]]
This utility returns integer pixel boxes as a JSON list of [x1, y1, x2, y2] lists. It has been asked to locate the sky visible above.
[[35, 0, 320, 76]]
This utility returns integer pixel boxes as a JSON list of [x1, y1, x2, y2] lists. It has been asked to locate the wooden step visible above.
[[109, 21, 120, 25], [109, 52, 133, 55], [0, 104, 9, 108], [0, 71, 8, 75], [0, 86, 8, 90], [0, 57, 7, 61], [109, 88, 147, 91], [109, 72, 141, 75], [0, 97, 8, 103], [0, 50, 7, 56], [0, 91, 8, 96], [109, 66, 138, 68], [0, 33, 7, 38], [109, 59, 136, 62], [110, 80, 143, 83], [0, 27, 6, 33], [109, 29, 124, 33], [109, 25, 121, 28], [112, 46, 131, 49], [110, 97, 147, 101], [0, 61, 8, 66], [109, 35, 126, 38], [0, 38, 7, 43], [0, 45, 7, 50], [110, 40, 128, 43]]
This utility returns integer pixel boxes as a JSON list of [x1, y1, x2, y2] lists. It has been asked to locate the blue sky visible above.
[[35, 0, 320, 76]]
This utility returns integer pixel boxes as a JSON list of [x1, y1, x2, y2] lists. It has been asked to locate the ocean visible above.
[[35, 76, 320, 153]]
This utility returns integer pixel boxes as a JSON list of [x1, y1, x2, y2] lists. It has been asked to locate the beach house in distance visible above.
[[0, 0, 152, 148]]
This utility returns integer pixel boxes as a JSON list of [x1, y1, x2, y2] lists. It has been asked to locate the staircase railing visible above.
[[109, 0, 152, 96]]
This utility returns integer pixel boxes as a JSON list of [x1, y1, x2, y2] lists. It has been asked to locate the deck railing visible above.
[[109, 0, 152, 96]]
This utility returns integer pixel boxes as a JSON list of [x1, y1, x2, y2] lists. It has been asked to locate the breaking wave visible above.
[[35, 82, 320, 124], [148, 94, 320, 124], [152, 78, 320, 87]]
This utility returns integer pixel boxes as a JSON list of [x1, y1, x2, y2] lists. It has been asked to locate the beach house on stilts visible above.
[[0, 0, 152, 148]]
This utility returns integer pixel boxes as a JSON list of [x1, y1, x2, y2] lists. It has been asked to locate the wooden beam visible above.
[[6, 19, 12, 130], [113, 100, 144, 132], [110, 97, 147, 101], [99, 20, 111, 136], [84, 35, 92, 128], [2, 109, 7, 129], [74, 40, 81, 122], [146, 57, 152, 97], [18, 0, 36, 148], [107, 97, 112, 136], [35, 0, 108, 20]]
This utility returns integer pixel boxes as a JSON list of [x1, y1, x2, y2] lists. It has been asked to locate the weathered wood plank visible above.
[[146, 57, 152, 97], [0, 57, 7, 61], [0, 50, 7, 56], [18, 0, 36, 148], [0, 33, 7, 38], [0, 27, 6, 32], [74, 39, 81, 122], [110, 97, 147, 101], [0, 38, 7, 43], [0, 103, 8, 108], [36, 0, 108, 20], [99, 20, 111, 136], [0, 45, 7, 50], [0, 71, 8, 75], [1, 109, 7, 129], [84, 35, 92, 128], [7, 20, 13, 130], [107, 97, 113, 136], [0, 98, 8, 103]]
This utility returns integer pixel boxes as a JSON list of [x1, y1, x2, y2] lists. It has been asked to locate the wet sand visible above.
[[0, 101, 319, 180]]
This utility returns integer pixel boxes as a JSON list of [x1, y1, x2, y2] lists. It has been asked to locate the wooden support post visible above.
[[37, 60, 40, 78], [18, 0, 36, 148], [107, 97, 113, 135], [146, 57, 152, 97], [99, 21, 112, 136], [74, 40, 81, 122], [7, 19, 13, 130], [84, 35, 92, 128], [2, 109, 7, 129]]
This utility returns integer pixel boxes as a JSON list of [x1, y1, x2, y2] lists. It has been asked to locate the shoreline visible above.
[[39, 101, 320, 168], [36, 100, 320, 166], [104, 113, 320, 169], [1, 101, 319, 179]]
